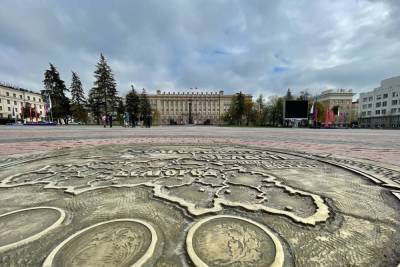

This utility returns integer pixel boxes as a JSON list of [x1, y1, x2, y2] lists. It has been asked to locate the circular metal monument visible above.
[[0, 144, 399, 266]]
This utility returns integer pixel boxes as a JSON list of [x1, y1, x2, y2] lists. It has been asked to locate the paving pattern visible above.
[[0, 126, 399, 266], [1, 126, 400, 166]]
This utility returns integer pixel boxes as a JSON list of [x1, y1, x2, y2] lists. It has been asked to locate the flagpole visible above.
[[48, 92, 53, 123], [13, 107, 17, 124]]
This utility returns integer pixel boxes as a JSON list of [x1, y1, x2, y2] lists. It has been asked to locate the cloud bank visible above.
[[0, 0, 399, 98]]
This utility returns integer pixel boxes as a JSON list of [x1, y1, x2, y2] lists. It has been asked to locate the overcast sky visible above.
[[1, 0, 399, 98]]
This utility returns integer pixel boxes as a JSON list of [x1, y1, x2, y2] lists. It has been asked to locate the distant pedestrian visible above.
[[149, 114, 152, 128], [102, 114, 107, 128], [109, 114, 113, 128], [123, 112, 129, 128]]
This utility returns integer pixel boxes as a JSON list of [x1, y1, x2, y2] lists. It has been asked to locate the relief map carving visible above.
[[0, 145, 399, 266]]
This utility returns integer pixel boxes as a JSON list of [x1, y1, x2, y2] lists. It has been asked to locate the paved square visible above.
[[0, 126, 399, 266]]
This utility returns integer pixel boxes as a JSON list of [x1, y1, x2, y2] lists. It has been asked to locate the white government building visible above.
[[359, 75, 400, 128], [148, 90, 250, 125], [0, 83, 45, 121]]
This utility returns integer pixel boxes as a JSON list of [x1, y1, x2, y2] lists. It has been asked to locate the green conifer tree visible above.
[[43, 63, 70, 123], [70, 71, 88, 123], [92, 53, 118, 115]]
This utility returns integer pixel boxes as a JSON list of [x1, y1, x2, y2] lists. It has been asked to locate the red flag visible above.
[[329, 110, 335, 124], [324, 110, 329, 128], [314, 106, 318, 122]]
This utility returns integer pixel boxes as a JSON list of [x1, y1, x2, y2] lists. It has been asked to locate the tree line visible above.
[[42, 53, 152, 125], [224, 89, 326, 127]]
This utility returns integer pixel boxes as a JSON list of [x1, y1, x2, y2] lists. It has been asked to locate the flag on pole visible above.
[[314, 105, 318, 122], [329, 110, 335, 124], [48, 94, 52, 110], [324, 110, 329, 128]]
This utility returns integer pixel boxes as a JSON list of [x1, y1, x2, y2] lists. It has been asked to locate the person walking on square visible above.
[[123, 112, 129, 128], [109, 114, 113, 128], [102, 114, 107, 128]]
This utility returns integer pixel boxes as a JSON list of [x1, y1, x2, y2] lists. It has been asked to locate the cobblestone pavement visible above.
[[1, 126, 400, 266], [1, 126, 400, 166]]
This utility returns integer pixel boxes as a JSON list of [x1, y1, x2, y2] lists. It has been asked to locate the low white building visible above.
[[359, 76, 400, 128], [0, 83, 45, 122]]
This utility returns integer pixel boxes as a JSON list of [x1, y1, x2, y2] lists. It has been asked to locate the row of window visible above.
[[362, 99, 399, 109], [161, 111, 221, 115], [0, 106, 43, 113], [0, 100, 43, 109], [2, 92, 42, 102], [376, 101, 387, 108], [362, 108, 400, 116], [362, 92, 400, 102], [151, 99, 230, 105], [158, 101, 223, 107], [161, 108, 225, 113], [331, 100, 351, 105]]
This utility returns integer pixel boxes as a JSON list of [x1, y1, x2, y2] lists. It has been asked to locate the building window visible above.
[[382, 101, 387, 107], [392, 100, 398, 105], [368, 97, 373, 101], [7, 100, 10, 104], [6, 92, 9, 96], [382, 109, 386, 115], [39, 98, 41, 102], [362, 104, 367, 109], [8, 107, 11, 111], [375, 110, 380, 115], [383, 93, 388, 99], [14, 101, 17, 105], [367, 111, 371, 115], [33, 97, 36, 101], [393, 92, 398, 97], [0, 106, 2, 111], [19, 95, 22, 99], [27, 96, 30, 100], [362, 111, 366, 116], [391, 108, 397, 114], [368, 103, 372, 108], [376, 102, 381, 107], [376, 95, 381, 100], [13, 93, 16, 97]]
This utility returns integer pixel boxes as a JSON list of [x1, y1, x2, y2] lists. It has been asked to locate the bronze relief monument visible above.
[[0, 144, 399, 266]]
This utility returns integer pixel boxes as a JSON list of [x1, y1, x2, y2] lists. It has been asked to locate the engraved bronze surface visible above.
[[0, 144, 399, 266]]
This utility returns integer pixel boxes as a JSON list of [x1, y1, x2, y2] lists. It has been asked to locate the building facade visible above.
[[147, 90, 247, 125], [316, 89, 355, 126], [359, 76, 400, 128], [0, 84, 45, 121]]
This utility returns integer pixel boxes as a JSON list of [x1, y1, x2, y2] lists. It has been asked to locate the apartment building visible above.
[[359, 76, 400, 128]]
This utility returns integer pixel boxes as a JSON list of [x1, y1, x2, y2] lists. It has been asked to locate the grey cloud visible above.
[[0, 0, 399, 98]]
